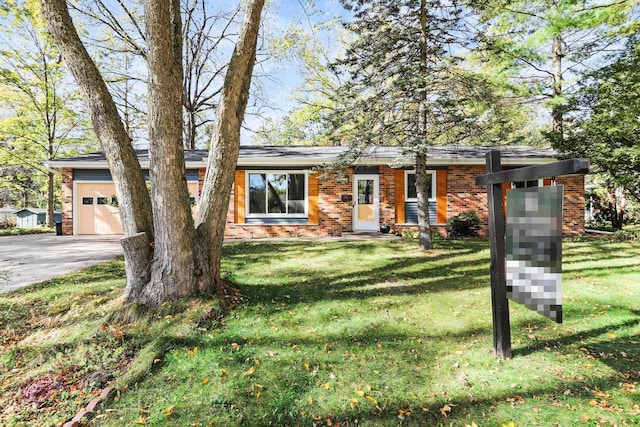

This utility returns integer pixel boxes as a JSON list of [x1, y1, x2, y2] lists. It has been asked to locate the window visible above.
[[512, 179, 544, 189], [96, 197, 109, 205], [405, 170, 436, 200], [247, 172, 307, 216], [82, 197, 94, 205]]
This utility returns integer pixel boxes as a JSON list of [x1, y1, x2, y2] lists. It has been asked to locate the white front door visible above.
[[353, 174, 379, 231]]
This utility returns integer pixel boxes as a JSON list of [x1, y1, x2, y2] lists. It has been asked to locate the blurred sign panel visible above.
[[506, 186, 563, 323]]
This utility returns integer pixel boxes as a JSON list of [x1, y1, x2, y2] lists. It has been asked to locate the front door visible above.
[[353, 174, 379, 231]]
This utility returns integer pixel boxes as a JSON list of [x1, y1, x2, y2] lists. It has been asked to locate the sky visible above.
[[242, 0, 348, 141]]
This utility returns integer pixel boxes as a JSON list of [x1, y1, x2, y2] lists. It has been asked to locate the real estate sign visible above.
[[506, 186, 563, 323]]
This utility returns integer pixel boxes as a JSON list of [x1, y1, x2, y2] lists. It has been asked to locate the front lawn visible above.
[[1, 238, 638, 426]]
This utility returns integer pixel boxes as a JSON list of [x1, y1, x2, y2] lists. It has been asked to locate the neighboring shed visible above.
[[15, 208, 62, 228]]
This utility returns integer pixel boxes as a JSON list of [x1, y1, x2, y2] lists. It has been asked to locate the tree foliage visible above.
[[471, 0, 636, 140], [0, 2, 95, 218], [562, 36, 640, 208], [327, 0, 499, 250]]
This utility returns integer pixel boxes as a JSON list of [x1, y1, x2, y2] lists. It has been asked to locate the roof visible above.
[[15, 208, 63, 215], [46, 145, 559, 169]]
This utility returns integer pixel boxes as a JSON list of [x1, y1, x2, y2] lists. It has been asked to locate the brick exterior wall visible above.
[[61, 164, 585, 238], [557, 175, 585, 235], [61, 168, 74, 235]]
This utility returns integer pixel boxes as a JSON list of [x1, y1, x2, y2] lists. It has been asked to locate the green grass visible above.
[[1, 238, 639, 426]]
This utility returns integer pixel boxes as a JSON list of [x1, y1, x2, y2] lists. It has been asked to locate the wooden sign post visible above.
[[476, 151, 589, 359]]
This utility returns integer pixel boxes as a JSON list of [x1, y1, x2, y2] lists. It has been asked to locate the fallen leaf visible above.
[[365, 395, 378, 405], [321, 382, 331, 390], [303, 363, 310, 371], [162, 405, 175, 417], [502, 423, 515, 427], [220, 369, 229, 377], [202, 377, 209, 384], [440, 404, 452, 417], [243, 367, 256, 377], [134, 416, 147, 424], [607, 333, 617, 339], [355, 390, 365, 397]]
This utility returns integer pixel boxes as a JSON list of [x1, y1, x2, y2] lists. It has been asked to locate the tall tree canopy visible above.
[[560, 35, 640, 227], [329, 0, 494, 250], [0, 2, 94, 221], [40, 0, 264, 306], [472, 0, 636, 142]]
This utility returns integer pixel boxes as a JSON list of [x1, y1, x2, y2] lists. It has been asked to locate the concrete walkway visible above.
[[0, 234, 123, 294]]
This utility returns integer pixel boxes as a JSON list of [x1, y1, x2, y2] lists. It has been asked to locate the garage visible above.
[[76, 182, 123, 235], [75, 181, 200, 235]]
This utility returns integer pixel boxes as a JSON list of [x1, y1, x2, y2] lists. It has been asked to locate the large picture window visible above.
[[405, 170, 436, 200], [248, 172, 307, 216]]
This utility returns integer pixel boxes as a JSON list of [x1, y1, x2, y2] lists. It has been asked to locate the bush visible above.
[[611, 229, 640, 241], [445, 210, 480, 238], [0, 217, 16, 230]]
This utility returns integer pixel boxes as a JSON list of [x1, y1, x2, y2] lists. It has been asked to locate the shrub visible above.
[[445, 210, 480, 238], [0, 216, 16, 230]]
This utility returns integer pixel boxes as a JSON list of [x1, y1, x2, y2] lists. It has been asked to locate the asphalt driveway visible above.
[[0, 234, 123, 294]]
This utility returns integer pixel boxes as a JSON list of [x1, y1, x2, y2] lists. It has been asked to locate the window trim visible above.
[[245, 170, 308, 218], [405, 170, 436, 201], [511, 179, 546, 189]]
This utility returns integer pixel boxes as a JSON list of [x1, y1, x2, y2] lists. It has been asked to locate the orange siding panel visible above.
[[395, 170, 405, 223], [234, 170, 245, 224], [436, 169, 447, 224], [308, 173, 319, 224]]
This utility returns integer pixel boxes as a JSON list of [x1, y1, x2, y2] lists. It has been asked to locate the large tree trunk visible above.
[[139, 0, 200, 306], [416, 0, 433, 251], [415, 151, 433, 250], [196, 0, 265, 292], [42, 0, 264, 307], [42, 0, 154, 299]]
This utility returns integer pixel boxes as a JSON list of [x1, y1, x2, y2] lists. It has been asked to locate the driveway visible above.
[[0, 234, 123, 294]]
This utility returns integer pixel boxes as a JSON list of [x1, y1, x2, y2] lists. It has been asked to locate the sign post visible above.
[[476, 151, 589, 359]]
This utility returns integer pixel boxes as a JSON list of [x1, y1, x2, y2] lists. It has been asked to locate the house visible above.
[[0, 207, 17, 220], [46, 145, 586, 238], [14, 208, 63, 228]]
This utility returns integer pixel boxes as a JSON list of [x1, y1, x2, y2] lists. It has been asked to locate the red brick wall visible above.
[[446, 165, 490, 234], [393, 165, 585, 237], [64, 164, 585, 238], [557, 175, 585, 235], [61, 168, 74, 235], [379, 166, 396, 226]]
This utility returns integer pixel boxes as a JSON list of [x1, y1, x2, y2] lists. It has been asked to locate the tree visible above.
[[472, 0, 635, 142], [0, 2, 94, 223], [330, 0, 492, 250], [71, 0, 263, 149], [560, 36, 640, 228], [40, 0, 264, 306]]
